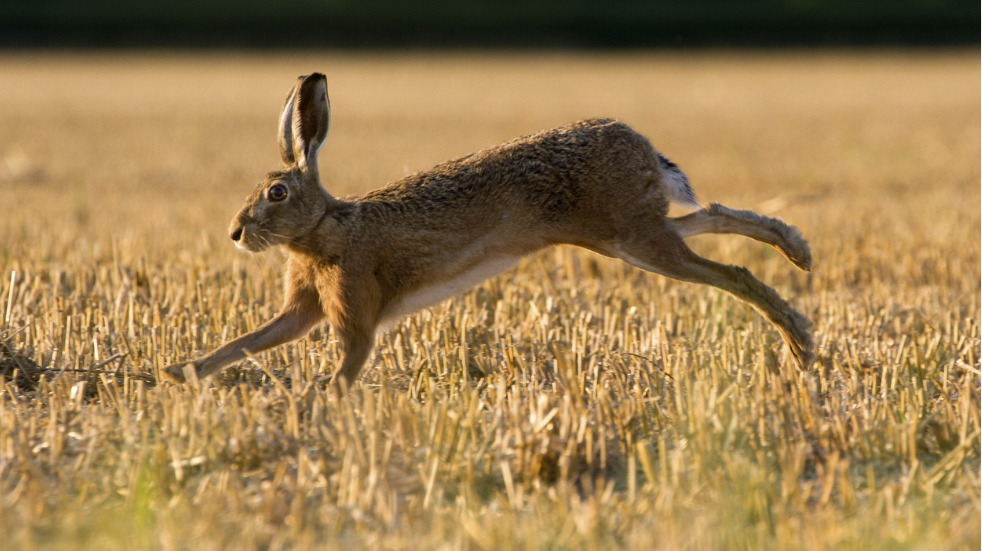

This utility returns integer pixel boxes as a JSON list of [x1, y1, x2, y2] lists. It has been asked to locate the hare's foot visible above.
[[160, 362, 198, 384]]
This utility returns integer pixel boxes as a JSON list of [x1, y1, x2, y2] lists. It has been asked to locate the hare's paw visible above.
[[160, 362, 197, 384], [778, 229, 813, 272], [783, 309, 814, 370]]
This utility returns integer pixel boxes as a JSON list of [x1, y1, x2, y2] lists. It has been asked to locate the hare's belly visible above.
[[380, 255, 519, 324]]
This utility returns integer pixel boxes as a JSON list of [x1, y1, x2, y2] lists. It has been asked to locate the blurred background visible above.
[[1, 0, 977, 49]]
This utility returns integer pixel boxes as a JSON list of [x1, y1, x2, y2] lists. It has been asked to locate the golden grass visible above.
[[0, 50, 979, 550]]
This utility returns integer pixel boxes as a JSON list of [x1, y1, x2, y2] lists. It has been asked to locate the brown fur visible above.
[[162, 73, 813, 386]]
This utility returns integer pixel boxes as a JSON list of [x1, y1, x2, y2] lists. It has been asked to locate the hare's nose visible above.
[[230, 226, 243, 242]]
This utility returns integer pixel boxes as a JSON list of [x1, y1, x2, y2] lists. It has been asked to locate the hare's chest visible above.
[[379, 255, 519, 325]]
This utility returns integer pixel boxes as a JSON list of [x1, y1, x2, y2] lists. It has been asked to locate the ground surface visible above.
[[0, 50, 978, 550]]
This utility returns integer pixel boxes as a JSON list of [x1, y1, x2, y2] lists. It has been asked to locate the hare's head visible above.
[[230, 73, 335, 253]]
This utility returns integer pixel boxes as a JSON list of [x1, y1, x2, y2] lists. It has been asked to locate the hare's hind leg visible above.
[[612, 231, 813, 368], [671, 203, 812, 271]]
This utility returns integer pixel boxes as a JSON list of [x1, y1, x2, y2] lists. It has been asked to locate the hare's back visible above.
[[362, 118, 659, 216]]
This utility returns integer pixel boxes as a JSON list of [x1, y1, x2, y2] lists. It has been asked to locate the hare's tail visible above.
[[657, 153, 699, 209]]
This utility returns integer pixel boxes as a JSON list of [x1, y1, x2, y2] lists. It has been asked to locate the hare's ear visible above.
[[291, 73, 331, 172], [277, 81, 301, 166]]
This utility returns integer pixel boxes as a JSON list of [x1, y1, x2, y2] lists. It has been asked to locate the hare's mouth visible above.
[[233, 227, 274, 253], [235, 240, 268, 253]]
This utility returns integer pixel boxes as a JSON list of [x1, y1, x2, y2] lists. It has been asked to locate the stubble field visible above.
[[0, 50, 979, 550]]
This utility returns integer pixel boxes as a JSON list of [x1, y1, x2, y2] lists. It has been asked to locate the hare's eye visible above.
[[268, 184, 288, 202]]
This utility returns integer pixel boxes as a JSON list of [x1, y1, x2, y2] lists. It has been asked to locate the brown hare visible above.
[[162, 73, 813, 385]]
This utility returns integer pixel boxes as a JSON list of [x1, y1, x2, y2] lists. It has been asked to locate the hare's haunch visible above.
[[162, 73, 813, 385]]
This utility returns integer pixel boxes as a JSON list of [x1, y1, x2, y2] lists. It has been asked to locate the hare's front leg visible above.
[[161, 293, 324, 383], [332, 326, 376, 386]]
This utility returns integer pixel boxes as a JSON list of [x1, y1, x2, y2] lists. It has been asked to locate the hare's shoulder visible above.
[[358, 162, 478, 208]]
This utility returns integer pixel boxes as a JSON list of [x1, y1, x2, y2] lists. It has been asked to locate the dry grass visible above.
[[0, 50, 978, 550]]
